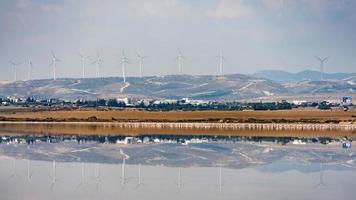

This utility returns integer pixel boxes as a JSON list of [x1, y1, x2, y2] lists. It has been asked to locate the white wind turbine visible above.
[[135, 51, 146, 79], [177, 48, 185, 74], [217, 49, 225, 76], [9, 61, 22, 81], [78, 53, 90, 79], [120, 51, 130, 83], [50, 51, 62, 80], [315, 56, 329, 81], [28, 58, 34, 81], [92, 52, 103, 78]]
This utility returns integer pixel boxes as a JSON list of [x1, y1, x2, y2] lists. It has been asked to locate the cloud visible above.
[[262, 0, 285, 10], [40, 4, 63, 13], [207, 0, 254, 20], [16, 0, 31, 8], [122, 0, 197, 20]]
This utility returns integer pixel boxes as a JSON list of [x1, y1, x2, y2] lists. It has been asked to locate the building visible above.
[[342, 96, 352, 106]]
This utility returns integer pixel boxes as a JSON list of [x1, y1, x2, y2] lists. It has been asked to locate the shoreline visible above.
[[1, 121, 355, 138]]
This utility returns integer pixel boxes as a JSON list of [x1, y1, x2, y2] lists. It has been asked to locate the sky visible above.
[[0, 0, 356, 81]]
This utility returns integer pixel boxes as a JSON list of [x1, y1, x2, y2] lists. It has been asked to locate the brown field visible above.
[[0, 109, 356, 124], [0, 109, 355, 137]]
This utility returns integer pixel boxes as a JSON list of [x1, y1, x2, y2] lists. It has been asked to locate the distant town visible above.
[[0, 95, 353, 111]]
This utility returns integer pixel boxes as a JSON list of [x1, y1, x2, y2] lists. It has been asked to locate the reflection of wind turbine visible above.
[[78, 53, 90, 79], [92, 52, 103, 78], [77, 162, 89, 189], [312, 150, 327, 188], [121, 51, 130, 83], [178, 168, 182, 189], [50, 51, 62, 80], [219, 167, 222, 192], [135, 51, 146, 79], [50, 160, 59, 190], [177, 49, 185, 74], [27, 159, 34, 182], [9, 61, 22, 81], [315, 163, 326, 188], [315, 56, 329, 81], [93, 163, 102, 190], [119, 149, 130, 189], [9, 159, 18, 179], [217, 49, 225, 76]]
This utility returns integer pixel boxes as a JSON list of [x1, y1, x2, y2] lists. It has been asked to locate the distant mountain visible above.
[[0, 74, 355, 101], [253, 70, 356, 83]]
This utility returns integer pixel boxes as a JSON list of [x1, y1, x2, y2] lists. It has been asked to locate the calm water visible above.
[[0, 134, 355, 200]]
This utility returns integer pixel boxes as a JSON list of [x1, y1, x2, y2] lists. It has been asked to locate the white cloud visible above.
[[124, 0, 195, 19], [40, 4, 63, 13], [207, 0, 253, 20], [16, 0, 31, 8], [262, 0, 285, 10]]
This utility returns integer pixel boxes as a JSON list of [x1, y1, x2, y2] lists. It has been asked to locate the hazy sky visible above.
[[1, 0, 356, 80]]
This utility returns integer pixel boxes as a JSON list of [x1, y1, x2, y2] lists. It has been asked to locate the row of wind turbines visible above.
[[9, 49, 226, 83], [9, 50, 329, 82]]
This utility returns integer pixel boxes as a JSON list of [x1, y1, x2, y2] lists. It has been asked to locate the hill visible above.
[[253, 70, 356, 83], [0, 74, 355, 101]]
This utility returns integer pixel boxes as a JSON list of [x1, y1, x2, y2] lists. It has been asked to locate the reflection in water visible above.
[[0, 133, 355, 200], [0, 159, 355, 200]]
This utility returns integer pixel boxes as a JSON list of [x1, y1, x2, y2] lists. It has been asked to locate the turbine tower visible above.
[[92, 52, 103, 78], [316, 56, 329, 81], [50, 51, 62, 80], [28, 58, 33, 81], [9, 61, 22, 81], [135, 51, 146, 79], [79, 53, 90, 79], [121, 51, 129, 83], [177, 48, 185, 74], [217, 49, 225, 76]]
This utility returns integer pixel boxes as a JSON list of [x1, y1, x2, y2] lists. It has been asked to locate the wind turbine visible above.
[[28, 58, 34, 81], [217, 49, 225, 76], [135, 51, 146, 79], [92, 52, 103, 78], [50, 51, 62, 80], [9, 61, 22, 81], [120, 51, 130, 83], [315, 56, 329, 81], [78, 53, 90, 79], [177, 48, 185, 74]]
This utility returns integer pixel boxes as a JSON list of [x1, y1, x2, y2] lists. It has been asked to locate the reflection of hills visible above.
[[255, 160, 353, 173], [1, 139, 354, 171], [0, 74, 354, 100]]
